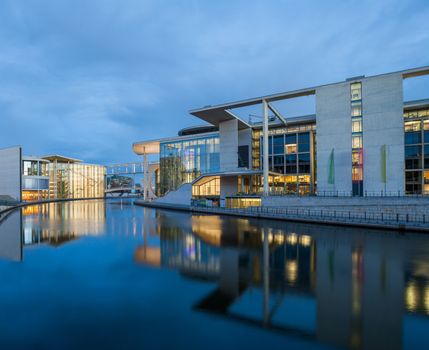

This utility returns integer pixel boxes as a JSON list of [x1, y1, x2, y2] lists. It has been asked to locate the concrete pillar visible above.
[[143, 152, 148, 201], [263, 100, 269, 195]]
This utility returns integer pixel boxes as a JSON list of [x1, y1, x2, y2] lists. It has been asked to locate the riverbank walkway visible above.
[[135, 199, 429, 233]]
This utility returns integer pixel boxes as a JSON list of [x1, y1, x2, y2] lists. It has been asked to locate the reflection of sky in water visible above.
[[0, 199, 429, 349]]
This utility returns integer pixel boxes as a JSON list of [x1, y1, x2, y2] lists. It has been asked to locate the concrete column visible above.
[[143, 152, 148, 201], [263, 100, 269, 195]]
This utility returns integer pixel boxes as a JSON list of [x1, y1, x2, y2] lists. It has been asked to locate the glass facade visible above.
[[22, 159, 50, 201], [48, 162, 105, 199], [351, 82, 363, 196], [252, 124, 316, 195], [404, 108, 429, 194], [159, 135, 220, 195]]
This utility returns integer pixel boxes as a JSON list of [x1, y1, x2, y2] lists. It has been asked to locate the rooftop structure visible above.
[[133, 65, 429, 207]]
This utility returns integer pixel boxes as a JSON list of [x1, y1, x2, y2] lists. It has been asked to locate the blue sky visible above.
[[0, 0, 428, 164]]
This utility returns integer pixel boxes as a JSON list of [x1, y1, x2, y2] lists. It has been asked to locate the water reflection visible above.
[[136, 210, 429, 349], [22, 200, 106, 246], [0, 200, 429, 349], [0, 210, 22, 261]]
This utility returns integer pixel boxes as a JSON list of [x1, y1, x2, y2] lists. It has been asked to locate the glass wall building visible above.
[[252, 121, 316, 195], [22, 156, 105, 201], [45, 156, 105, 200], [404, 108, 429, 194], [159, 135, 220, 195], [22, 157, 50, 201], [134, 66, 429, 202]]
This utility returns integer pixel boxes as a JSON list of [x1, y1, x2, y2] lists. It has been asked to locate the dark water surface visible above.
[[0, 199, 429, 349]]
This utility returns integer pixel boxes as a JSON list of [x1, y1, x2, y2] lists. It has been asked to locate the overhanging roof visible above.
[[404, 99, 429, 111], [190, 87, 315, 128], [42, 155, 82, 163], [133, 131, 219, 155], [189, 65, 429, 127]]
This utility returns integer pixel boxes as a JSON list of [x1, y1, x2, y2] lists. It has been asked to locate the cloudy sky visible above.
[[0, 0, 428, 164]]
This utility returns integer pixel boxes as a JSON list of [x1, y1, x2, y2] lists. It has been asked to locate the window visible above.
[[298, 132, 310, 153], [352, 135, 362, 149], [405, 121, 421, 132], [405, 132, 422, 145], [350, 82, 363, 196], [352, 118, 362, 133], [425, 145, 429, 169], [273, 155, 284, 166], [286, 154, 297, 173], [238, 145, 249, 168], [351, 82, 362, 101], [285, 134, 297, 145], [352, 150, 362, 166], [23, 161, 38, 176], [272, 135, 284, 154], [405, 145, 421, 170], [285, 144, 297, 154], [424, 121, 429, 143], [405, 145, 422, 158], [298, 153, 310, 173], [351, 101, 362, 117], [406, 171, 421, 182], [352, 167, 363, 181]]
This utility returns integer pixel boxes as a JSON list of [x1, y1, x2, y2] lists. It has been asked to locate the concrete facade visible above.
[[0, 146, 22, 202], [220, 176, 238, 199], [362, 73, 404, 193], [316, 82, 352, 193], [316, 73, 406, 195], [219, 119, 238, 171], [133, 65, 429, 202]]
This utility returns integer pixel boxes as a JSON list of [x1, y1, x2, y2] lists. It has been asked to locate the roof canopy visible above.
[[42, 155, 82, 163], [189, 65, 429, 128]]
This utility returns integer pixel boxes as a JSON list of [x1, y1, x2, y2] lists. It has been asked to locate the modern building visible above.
[[133, 66, 429, 207], [22, 156, 50, 201], [22, 155, 105, 201]]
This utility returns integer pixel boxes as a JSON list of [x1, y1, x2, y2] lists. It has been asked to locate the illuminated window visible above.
[[352, 135, 362, 149], [405, 121, 421, 132], [285, 144, 297, 154], [351, 101, 362, 117], [351, 82, 362, 101], [352, 150, 362, 166], [352, 167, 363, 181], [352, 118, 362, 132]]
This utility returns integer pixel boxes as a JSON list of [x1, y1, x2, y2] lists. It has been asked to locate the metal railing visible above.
[[191, 205, 429, 227], [231, 190, 429, 198]]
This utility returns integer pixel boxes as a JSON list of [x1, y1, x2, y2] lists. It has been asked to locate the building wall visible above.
[[0, 146, 22, 202], [362, 73, 404, 193], [316, 74, 405, 194], [220, 176, 237, 200], [238, 127, 252, 169], [49, 162, 105, 199], [316, 83, 352, 193], [219, 119, 238, 171]]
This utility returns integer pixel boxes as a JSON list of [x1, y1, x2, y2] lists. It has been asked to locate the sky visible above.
[[0, 0, 428, 164]]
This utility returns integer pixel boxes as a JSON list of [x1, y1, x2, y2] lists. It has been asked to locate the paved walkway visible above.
[[135, 200, 429, 233]]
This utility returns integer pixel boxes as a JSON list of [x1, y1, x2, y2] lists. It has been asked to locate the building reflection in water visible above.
[[135, 210, 429, 350], [22, 201, 106, 246]]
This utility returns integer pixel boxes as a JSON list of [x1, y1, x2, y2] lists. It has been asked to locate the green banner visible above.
[[380, 145, 387, 183], [328, 148, 335, 185]]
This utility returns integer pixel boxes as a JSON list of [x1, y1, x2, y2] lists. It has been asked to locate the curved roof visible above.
[[178, 125, 218, 136]]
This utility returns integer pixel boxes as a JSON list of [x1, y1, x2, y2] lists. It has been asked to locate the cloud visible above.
[[0, 0, 428, 163]]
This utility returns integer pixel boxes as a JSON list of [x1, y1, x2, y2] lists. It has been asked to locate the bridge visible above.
[[105, 162, 159, 200]]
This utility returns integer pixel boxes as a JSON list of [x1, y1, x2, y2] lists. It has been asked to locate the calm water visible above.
[[0, 200, 429, 349]]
